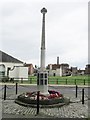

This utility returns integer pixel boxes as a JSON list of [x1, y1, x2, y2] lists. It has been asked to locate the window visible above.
[[40, 73, 43, 78], [45, 79, 47, 85], [45, 73, 47, 78], [53, 73, 56, 76], [40, 79, 43, 85]]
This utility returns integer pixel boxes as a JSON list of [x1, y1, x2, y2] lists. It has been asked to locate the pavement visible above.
[[1, 95, 88, 118], [0, 84, 89, 119], [0, 82, 89, 88]]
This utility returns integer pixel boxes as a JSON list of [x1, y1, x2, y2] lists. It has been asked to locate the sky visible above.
[[0, 0, 89, 69]]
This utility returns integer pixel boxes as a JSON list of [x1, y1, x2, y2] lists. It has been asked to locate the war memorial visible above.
[[1, 7, 88, 119], [15, 8, 70, 108]]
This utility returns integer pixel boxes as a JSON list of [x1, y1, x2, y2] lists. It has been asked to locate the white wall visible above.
[[56, 69, 60, 76], [48, 70, 56, 76], [9, 66, 28, 80], [48, 68, 62, 76], [0, 62, 24, 77], [60, 67, 63, 76]]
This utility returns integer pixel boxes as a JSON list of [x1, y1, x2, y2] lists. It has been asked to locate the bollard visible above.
[[65, 79, 67, 84], [82, 88, 84, 104], [76, 85, 78, 98], [4, 85, 6, 100], [37, 91, 40, 114], [16, 83, 18, 95]]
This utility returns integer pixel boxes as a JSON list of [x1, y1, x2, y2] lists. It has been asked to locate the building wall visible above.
[[48, 69, 61, 76], [48, 70, 56, 76], [60, 64, 69, 76], [48, 63, 69, 76], [85, 64, 90, 74], [29, 64, 34, 75], [71, 67, 78, 76], [24, 64, 34, 75], [0, 62, 23, 76], [0, 64, 5, 78], [56, 69, 60, 76], [9, 66, 28, 80], [47, 64, 60, 70]]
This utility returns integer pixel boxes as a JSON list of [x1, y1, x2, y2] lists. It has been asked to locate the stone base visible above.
[[15, 91, 70, 108]]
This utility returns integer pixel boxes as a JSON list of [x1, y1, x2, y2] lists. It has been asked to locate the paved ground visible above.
[[0, 84, 89, 119]]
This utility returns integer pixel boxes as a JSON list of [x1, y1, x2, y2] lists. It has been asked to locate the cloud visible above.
[[46, 3, 88, 67], [0, 1, 88, 69]]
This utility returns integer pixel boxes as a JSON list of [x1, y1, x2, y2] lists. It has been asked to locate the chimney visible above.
[[57, 56, 59, 65]]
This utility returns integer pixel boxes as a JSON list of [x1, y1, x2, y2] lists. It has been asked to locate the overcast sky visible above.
[[0, 0, 88, 69]]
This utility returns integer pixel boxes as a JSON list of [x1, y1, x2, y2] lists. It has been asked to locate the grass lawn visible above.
[[19, 75, 90, 85], [48, 75, 89, 85], [12, 75, 89, 85]]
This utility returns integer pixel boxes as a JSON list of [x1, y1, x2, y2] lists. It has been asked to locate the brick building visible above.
[[85, 64, 90, 74], [24, 64, 34, 75]]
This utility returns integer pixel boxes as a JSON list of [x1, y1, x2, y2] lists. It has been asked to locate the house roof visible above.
[[0, 50, 23, 63]]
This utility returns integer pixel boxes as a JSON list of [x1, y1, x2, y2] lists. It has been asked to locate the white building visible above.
[[47, 63, 69, 76], [0, 50, 28, 80]]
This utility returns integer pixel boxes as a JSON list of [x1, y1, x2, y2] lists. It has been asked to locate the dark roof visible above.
[[60, 63, 69, 66], [0, 50, 23, 63]]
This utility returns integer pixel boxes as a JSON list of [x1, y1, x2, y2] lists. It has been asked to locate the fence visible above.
[[0, 83, 88, 102], [48, 78, 88, 85], [0, 83, 40, 114], [3, 77, 88, 85]]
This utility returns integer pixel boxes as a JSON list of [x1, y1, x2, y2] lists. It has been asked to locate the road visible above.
[[0, 84, 88, 100]]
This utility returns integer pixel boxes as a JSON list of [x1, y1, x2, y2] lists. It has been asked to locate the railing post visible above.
[[21, 78, 23, 83], [37, 91, 40, 114], [29, 78, 31, 84], [84, 79, 85, 85], [4, 85, 6, 100], [57, 79, 58, 84], [76, 85, 78, 98], [48, 78, 49, 84], [13, 78, 14, 83], [16, 83, 18, 95], [66, 79, 67, 85], [75, 79, 76, 85], [30, 78, 32, 84], [82, 88, 84, 104]]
